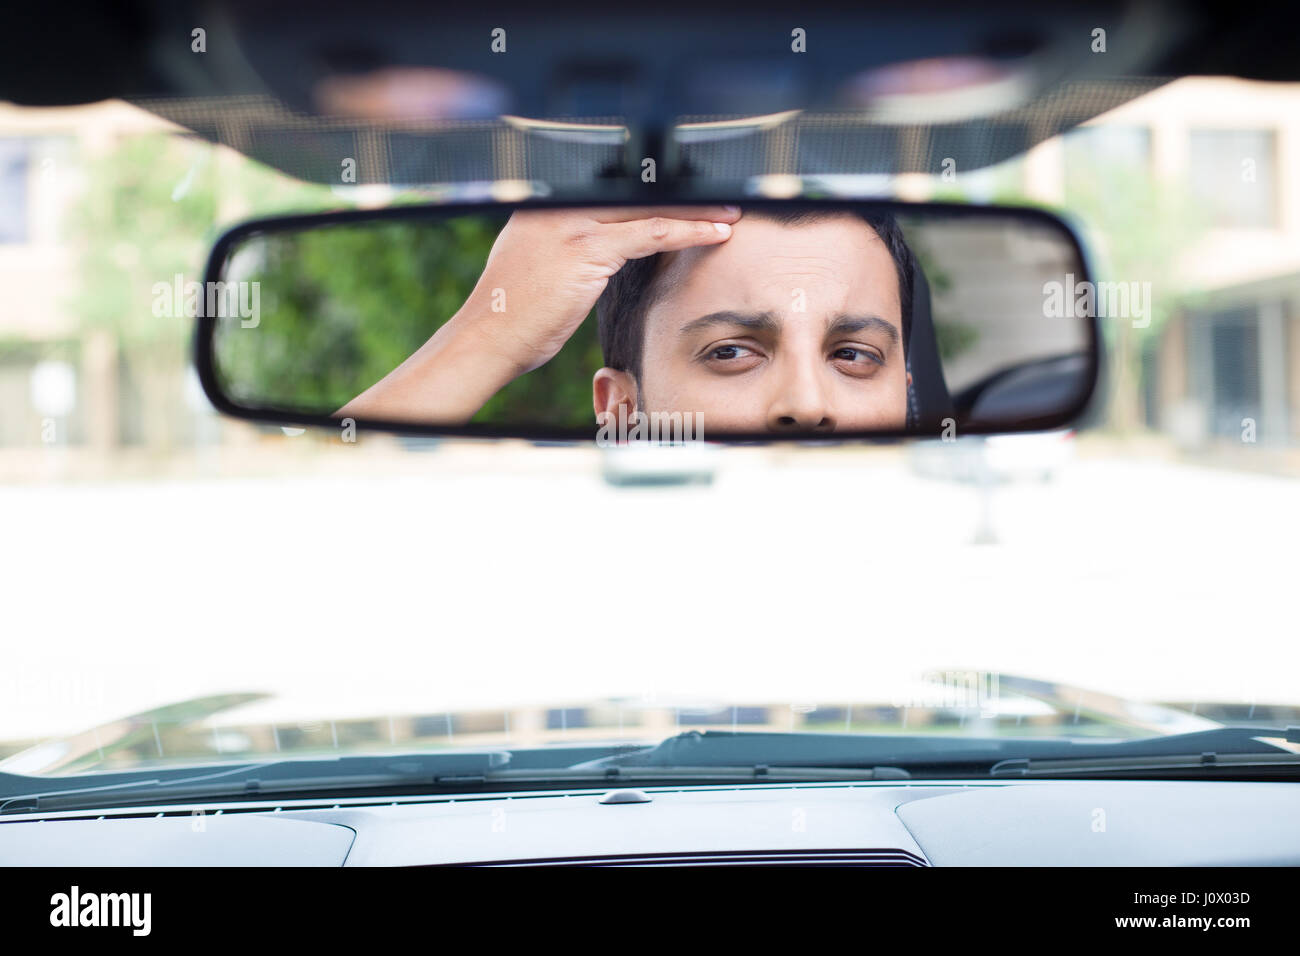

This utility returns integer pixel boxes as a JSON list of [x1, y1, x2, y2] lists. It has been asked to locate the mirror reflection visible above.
[[209, 204, 1094, 438]]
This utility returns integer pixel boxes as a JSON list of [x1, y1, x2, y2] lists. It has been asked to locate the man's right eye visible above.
[[697, 341, 763, 372]]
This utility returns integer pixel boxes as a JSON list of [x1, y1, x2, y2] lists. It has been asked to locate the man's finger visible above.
[[586, 205, 741, 225], [602, 216, 734, 261]]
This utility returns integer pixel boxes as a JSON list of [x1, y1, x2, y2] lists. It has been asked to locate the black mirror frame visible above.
[[195, 197, 1101, 444]]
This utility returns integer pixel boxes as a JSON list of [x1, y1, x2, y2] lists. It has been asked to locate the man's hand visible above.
[[455, 205, 741, 375], [338, 206, 741, 423]]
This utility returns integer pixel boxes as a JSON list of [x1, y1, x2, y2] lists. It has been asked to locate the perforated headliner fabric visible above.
[[132, 76, 1168, 189]]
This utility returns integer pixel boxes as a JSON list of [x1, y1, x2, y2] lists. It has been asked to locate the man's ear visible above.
[[907, 371, 913, 388], [593, 367, 638, 425]]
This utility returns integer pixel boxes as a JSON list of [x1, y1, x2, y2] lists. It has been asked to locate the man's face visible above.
[[633, 215, 909, 432]]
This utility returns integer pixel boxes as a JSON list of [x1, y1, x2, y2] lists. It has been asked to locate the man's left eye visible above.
[[831, 347, 882, 365]]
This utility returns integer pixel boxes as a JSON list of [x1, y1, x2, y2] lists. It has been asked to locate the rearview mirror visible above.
[[195, 200, 1099, 442]]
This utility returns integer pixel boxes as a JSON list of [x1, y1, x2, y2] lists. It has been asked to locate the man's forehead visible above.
[[648, 214, 899, 319], [661, 212, 882, 269]]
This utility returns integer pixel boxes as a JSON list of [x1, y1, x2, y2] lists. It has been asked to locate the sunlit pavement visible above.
[[2, 444, 1298, 742]]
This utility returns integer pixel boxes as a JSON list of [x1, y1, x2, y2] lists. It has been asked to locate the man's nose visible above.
[[766, 358, 836, 432]]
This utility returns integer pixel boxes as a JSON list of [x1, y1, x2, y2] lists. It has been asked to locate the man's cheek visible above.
[[662, 382, 759, 429], [835, 378, 907, 428]]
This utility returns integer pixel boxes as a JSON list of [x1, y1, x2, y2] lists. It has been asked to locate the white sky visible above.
[[2, 444, 1297, 742]]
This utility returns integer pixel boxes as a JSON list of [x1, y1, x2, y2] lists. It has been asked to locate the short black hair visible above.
[[596, 207, 915, 383]]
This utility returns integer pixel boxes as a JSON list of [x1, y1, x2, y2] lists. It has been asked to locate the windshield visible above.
[[2, 77, 1299, 789]]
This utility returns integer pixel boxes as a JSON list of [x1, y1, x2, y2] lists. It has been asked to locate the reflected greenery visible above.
[[214, 219, 604, 427]]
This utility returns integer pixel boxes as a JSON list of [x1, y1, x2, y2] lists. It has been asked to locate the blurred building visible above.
[[0, 101, 205, 454], [1016, 78, 1300, 450]]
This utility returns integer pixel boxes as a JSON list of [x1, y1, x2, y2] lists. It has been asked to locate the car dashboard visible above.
[[3, 779, 1298, 866]]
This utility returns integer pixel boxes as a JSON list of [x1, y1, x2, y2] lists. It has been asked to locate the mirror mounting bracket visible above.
[[595, 120, 696, 192]]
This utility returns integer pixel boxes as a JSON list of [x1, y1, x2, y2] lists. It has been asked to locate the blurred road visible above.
[[2, 443, 1298, 741]]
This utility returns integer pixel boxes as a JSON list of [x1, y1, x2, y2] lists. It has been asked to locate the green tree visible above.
[[215, 218, 604, 428], [63, 130, 375, 445], [67, 133, 336, 347]]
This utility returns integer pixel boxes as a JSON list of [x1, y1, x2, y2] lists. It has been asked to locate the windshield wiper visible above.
[[992, 736, 1300, 778], [575, 727, 1300, 775], [6, 727, 1296, 815], [0, 747, 913, 816], [0, 754, 916, 815], [480, 765, 912, 784], [0, 751, 513, 815], [990, 753, 1300, 778]]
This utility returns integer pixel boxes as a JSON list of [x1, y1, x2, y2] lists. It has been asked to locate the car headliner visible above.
[[3, 1, 1299, 190]]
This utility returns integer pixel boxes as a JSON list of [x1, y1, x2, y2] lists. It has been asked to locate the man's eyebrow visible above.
[[826, 313, 900, 345], [678, 311, 781, 336]]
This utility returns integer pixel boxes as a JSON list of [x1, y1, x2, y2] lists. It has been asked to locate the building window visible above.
[[678, 705, 769, 726], [1063, 125, 1152, 194], [1194, 305, 1262, 440], [545, 708, 588, 730], [0, 138, 30, 243], [1189, 129, 1278, 228]]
